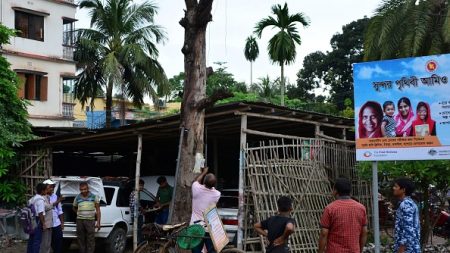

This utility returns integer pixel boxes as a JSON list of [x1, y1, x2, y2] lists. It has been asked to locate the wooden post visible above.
[[213, 137, 219, 177], [237, 115, 247, 250], [342, 128, 347, 140], [315, 125, 321, 138], [133, 134, 143, 252], [168, 127, 185, 223]]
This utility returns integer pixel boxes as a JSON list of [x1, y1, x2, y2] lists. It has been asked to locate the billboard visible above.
[[354, 54, 450, 161]]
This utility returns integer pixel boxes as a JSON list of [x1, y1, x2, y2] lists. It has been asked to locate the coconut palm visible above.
[[74, 0, 168, 127], [364, 0, 450, 60], [244, 36, 259, 86], [254, 3, 309, 106], [250, 75, 280, 103]]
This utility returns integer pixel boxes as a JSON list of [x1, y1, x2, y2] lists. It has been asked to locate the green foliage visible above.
[[254, 3, 310, 65], [254, 2, 310, 105], [294, 17, 369, 110], [364, 0, 450, 60], [0, 180, 27, 205], [206, 62, 238, 96], [341, 98, 355, 118], [0, 24, 33, 206], [358, 160, 450, 245], [168, 72, 185, 102], [217, 91, 259, 104], [244, 36, 259, 62], [75, 0, 167, 127], [249, 75, 280, 103]]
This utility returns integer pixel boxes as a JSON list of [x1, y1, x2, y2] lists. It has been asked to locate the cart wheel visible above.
[[221, 248, 245, 253], [135, 241, 166, 253]]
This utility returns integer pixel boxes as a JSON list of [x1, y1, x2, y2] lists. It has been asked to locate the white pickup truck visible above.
[[52, 177, 156, 253]]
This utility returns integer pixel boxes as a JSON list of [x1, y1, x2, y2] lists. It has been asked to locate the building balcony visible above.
[[62, 102, 75, 118], [63, 46, 74, 60]]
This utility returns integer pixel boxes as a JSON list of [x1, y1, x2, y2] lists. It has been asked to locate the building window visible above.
[[63, 19, 75, 46], [17, 73, 48, 101], [63, 78, 76, 103], [15, 11, 44, 41]]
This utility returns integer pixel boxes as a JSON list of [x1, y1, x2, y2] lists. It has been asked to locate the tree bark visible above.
[[171, 0, 214, 223], [105, 80, 113, 128], [280, 62, 285, 106]]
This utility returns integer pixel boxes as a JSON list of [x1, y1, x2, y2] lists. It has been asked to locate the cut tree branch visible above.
[[194, 89, 233, 111]]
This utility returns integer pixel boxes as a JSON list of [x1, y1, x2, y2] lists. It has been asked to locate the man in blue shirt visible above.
[[393, 178, 420, 253]]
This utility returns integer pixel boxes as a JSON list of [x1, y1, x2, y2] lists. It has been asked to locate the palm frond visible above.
[[244, 36, 259, 62]]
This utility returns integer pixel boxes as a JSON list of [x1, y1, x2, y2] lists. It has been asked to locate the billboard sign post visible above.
[[354, 53, 450, 253]]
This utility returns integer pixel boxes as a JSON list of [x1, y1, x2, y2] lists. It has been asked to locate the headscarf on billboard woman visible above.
[[412, 101, 436, 136], [358, 101, 383, 138], [395, 97, 415, 137]]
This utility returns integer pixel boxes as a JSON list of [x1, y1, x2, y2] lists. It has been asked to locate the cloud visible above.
[[356, 65, 391, 80], [401, 54, 450, 75]]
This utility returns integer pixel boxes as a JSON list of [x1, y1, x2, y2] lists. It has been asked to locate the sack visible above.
[[20, 204, 38, 234]]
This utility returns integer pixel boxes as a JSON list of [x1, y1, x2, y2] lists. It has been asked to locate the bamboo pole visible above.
[[133, 134, 143, 252], [235, 111, 350, 129], [237, 115, 247, 250]]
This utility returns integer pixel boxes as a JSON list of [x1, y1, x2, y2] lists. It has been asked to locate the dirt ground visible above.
[[1, 239, 134, 253]]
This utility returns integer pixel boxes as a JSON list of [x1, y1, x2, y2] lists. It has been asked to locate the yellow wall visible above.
[[73, 98, 181, 121]]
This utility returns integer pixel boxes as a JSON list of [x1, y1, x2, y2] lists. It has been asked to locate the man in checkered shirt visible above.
[[318, 178, 368, 253]]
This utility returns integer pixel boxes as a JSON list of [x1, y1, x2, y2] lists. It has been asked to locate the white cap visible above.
[[43, 179, 56, 185]]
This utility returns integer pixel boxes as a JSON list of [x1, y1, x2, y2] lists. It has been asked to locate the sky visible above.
[[75, 0, 382, 88]]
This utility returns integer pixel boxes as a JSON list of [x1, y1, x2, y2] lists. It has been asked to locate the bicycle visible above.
[[135, 222, 244, 253]]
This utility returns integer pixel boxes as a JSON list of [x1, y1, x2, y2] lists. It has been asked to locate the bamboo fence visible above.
[[242, 138, 371, 253], [17, 148, 52, 198]]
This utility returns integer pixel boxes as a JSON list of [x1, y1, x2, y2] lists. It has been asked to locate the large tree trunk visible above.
[[280, 62, 285, 106], [171, 0, 214, 223], [105, 80, 113, 128]]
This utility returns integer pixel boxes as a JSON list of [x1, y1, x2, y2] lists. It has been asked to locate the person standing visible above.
[[27, 183, 45, 253], [40, 183, 54, 253], [129, 179, 145, 244], [393, 178, 420, 253], [318, 177, 368, 253], [190, 167, 221, 253], [254, 196, 296, 253], [73, 182, 101, 253], [43, 179, 64, 253], [154, 176, 173, 224]]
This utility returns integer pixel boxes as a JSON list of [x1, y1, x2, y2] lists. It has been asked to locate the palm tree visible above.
[[250, 75, 280, 103], [364, 0, 450, 61], [254, 3, 309, 106], [74, 0, 168, 127], [244, 36, 259, 86]]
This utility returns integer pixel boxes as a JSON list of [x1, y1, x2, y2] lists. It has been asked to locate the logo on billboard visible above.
[[363, 151, 372, 158], [426, 60, 438, 73], [428, 149, 437, 156]]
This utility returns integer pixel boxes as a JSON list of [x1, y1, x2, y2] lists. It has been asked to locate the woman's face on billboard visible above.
[[362, 106, 379, 133], [398, 101, 410, 117], [418, 105, 427, 120]]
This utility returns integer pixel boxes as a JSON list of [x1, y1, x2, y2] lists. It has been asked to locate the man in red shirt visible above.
[[318, 178, 368, 253]]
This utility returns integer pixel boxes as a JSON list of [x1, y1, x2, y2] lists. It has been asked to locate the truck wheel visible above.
[[105, 227, 126, 253]]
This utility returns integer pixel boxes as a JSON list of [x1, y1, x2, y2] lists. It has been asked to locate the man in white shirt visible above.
[[43, 179, 64, 253], [27, 183, 46, 253], [190, 167, 221, 253]]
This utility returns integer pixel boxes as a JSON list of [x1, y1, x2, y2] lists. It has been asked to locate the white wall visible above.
[[1, 0, 77, 127], [1, 0, 76, 58]]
